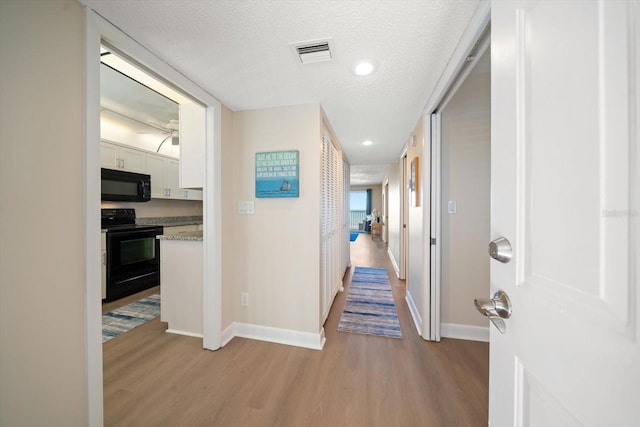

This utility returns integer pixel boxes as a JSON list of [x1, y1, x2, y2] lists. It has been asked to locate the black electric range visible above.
[[101, 209, 163, 301]]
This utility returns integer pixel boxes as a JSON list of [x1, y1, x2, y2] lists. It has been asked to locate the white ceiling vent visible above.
[[289, 38, 335, 64]]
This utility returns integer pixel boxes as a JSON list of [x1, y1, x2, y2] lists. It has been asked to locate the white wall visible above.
[[232, 104, 321, 335], [0, 1, 88, 425], [440, 51, 491, 329], [407, 118, 425, 327], [101, 199, 202, 218], [221, 105, 235, 331]]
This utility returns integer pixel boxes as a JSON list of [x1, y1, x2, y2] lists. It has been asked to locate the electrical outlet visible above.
[[240, 292, 249, 307]]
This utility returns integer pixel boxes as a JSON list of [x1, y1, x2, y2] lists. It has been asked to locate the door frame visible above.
[[383, 179, 389, 242], [418, 1, 491, 341], [85, 10, 223, 424], [400, 151, 408, 280]]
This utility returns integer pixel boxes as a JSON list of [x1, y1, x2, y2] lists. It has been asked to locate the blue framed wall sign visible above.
[[255, 150, 299, 198]]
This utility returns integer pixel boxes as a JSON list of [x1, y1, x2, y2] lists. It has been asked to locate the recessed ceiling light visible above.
[[352, 61, 375, 76], [362, 140, 373, 146]]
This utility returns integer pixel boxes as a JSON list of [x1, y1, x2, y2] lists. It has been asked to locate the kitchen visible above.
[[100, 46, 206, 337]]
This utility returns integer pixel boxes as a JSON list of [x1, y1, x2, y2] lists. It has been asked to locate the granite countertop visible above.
[[157, 231, 203, 241], [136, 215, 203, 227]]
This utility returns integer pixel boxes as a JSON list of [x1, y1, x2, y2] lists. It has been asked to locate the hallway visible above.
[[103, 233, 488, 426]]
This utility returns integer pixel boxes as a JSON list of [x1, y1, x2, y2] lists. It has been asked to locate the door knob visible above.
[[488, 237, 512, 263], [474, 290, 512, 334]]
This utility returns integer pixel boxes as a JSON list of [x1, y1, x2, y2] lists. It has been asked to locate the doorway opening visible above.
[[85, 11, 223, 423], [349, 190, 367, 231], [349, 187, 380, 233], [429, 31, 491, 342], [438, 46, 491, 340], [383, 180, 389, 242]]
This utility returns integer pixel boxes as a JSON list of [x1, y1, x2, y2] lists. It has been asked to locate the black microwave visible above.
[[101, 168, 151, 202]]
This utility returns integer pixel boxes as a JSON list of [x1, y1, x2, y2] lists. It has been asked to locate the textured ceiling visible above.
[[80, 0, 481, 184]]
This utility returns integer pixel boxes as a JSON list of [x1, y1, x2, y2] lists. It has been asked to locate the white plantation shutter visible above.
[[320, 133, 344, 323], [342, 160, 350, 273], [321, 136, 328, 239]]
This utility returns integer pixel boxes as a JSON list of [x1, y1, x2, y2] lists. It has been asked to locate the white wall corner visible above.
[[221, 322, 235, 347], [388, 247, 400, 278], [405, 291, 422, 336], [231, 322, 326, 350], [441, 323, 489, 342]]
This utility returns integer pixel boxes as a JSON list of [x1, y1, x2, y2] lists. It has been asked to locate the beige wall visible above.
[[221, 105, 235, 330], [101, 199, 202, 218], [232, 104, 321, 334], [0, 1, 87, 425], [440, 52, 491, 328], [350, 184, 382, 220]]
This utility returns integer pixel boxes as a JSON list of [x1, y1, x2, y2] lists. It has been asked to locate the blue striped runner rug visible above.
[[337, 267, 402, 339], [102, 294, 161, 343]]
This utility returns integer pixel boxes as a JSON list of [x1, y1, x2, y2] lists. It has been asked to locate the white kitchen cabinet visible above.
[[100, 140, 146, 173], [120, 146, 146, 172], [166, 159, 182, 198], [184, 189, 203, 200], [100, 140, 202, 200], [145, 153, 202, 200], [179, 103, 206, 189], [146, 153, 169, 198], [159, 238, 203, 337], [100, 142, 119, 169]]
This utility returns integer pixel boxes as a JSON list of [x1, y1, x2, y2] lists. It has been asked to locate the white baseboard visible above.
[[441, 323, 489, 342], [228, 322, 326, 350], [405, 291, 422, 336], [165, 329, 203, 339], [388, 247, 400, 278], [221, 322, 235, 347]]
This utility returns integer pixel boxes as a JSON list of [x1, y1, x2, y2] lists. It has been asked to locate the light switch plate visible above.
[[448, 200, 457, 214], [238, 201, 254, 215]]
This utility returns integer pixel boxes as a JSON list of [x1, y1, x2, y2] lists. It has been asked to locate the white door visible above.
[[489, 1, 639, 426], [400, 154, 408, 280]]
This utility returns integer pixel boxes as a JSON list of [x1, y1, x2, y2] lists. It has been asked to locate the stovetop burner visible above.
[[101, 208, 161, 232]]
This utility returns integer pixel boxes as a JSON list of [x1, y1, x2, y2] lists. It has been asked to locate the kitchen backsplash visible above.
[[101, 198, 202, 218]]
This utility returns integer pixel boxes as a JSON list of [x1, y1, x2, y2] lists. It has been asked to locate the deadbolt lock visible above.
[[488, 237, 512, 263]]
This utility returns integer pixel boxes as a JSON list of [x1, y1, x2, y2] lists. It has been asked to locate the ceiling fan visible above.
[[156, 119, 179, 152]]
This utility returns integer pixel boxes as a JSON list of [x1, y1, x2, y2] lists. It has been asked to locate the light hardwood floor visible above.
[[103, 232, 489, 426]]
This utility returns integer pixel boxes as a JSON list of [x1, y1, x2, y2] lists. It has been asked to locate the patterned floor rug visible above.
[[102, 294, 161, 343], [337, 267, 402, 339]]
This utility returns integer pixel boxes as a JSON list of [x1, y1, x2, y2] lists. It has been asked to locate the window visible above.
[[349, 190, 367, 230]]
